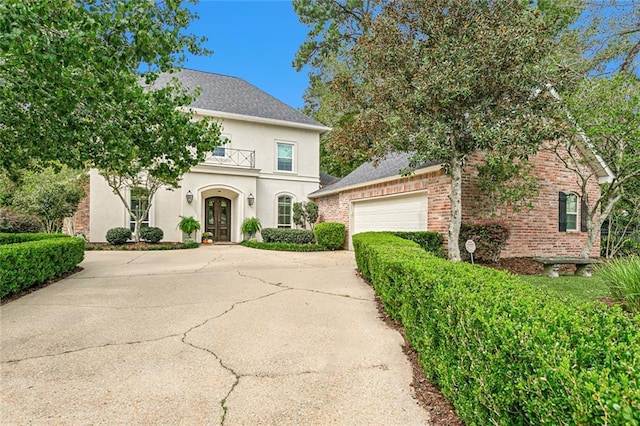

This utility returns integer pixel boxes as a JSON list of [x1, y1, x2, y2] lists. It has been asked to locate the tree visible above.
[[10, 167, 86, 233], [293, 201, 319, 229], [555, 73, 640, 257], [0, 0, 210, 173], [296, 0, 577, 260], [99, 82, 222, 242]]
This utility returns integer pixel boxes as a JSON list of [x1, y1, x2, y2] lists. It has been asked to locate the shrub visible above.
[[105, 227, 132, 245], [353, 232, 640, 425], [392, 231, 445, 257], [313, 222, 345, 250], [0, 208, 41, 233], [459, 220, 510, 262], [139, 226, 163, 243], [240, 240, 325, 252], [261, 228, 315, 244], [177, 216, 200, 238], [598, 256, 640, 313], [1, 235, 84, 298], [0, 232, 70, 245], [241, 217, 262, 239]]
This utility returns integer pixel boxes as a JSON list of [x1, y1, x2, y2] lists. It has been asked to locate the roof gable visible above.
[[154, 69, 325, 129]]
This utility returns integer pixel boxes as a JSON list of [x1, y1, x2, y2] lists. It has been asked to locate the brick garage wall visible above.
[[312, 168, 452, 248], [64, 182, 91, 240], [461, 148, 601, 258]]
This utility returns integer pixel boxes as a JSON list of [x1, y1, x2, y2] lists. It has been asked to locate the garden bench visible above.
[[534, 257, 602, 278]]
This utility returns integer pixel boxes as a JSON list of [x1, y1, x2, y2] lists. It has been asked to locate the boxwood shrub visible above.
[[314, 222, 345, 250], [106, 227, 132, 245], [139, 226, 163, 243], [261, 228, 315, 244], [391, 231, 445, 257], [0, 232, 70, 245], [353, 232, 640, 425], [1, 235, 85, 298]]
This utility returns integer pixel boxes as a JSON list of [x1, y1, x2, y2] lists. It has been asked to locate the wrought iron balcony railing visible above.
[[207, 148, 255, 168]]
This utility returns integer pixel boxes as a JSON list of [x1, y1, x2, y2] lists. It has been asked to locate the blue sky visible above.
[[184, 1, 310, 109]]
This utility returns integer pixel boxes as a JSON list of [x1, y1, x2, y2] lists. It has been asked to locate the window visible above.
[[558, 192, 578, 232], [277, 143, 293, 172], [212, 136, 230, 157], [130, 188, 150, 231], [277, 195, 292, 228]]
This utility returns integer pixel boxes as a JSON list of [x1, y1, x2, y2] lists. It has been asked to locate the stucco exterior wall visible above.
[[81, 113, 322, 243]]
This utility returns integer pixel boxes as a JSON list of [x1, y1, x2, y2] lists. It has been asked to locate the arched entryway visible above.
[[204, 196, 231, 242]]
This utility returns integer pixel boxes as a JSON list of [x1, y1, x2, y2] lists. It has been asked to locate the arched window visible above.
[[277, 195, 292, 228]]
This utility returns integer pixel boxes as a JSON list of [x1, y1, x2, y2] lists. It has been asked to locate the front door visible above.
[[205, 197, 231, 242]]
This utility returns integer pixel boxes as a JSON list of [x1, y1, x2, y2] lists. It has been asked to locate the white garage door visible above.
[[350, 192, 428, 249]]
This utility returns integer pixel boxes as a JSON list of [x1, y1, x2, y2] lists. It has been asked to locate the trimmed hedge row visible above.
[[391, 231, 445, 257], [261, 228, 315, 244], [353, 232, 640, 425], [0, 232, 70, 245], [1, 235, 85, 298], [240, 240, 326, 252]]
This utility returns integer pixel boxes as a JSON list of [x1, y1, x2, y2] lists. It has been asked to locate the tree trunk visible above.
[[448, 153, 463, 261]]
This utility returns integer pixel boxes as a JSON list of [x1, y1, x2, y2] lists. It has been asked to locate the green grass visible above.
[[519, 274, 609, 303]]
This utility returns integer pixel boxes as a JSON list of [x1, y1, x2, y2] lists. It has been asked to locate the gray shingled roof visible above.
[[310, 152, 440, 197], [153, 69, 324, 128]]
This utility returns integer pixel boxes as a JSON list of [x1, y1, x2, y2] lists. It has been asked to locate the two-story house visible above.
[[79, 69, 329, 243]]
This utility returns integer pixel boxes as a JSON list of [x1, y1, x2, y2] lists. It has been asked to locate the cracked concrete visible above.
[[1, 245, 431, 425]]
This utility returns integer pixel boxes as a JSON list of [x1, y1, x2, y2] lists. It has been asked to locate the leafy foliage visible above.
[[139, 227, 163, 244], [313, 222, 345, 250], [296, 0, 576, 260], [292, 201, 319, 229], [241, 217, 262, 239], [8, 167, 86, 233], [459, 221, 511, 263], [0, 208, 40, 233], [598, 256, 640, 314], [261, 228, 315, 245], [391, 231, 445, 258], [177, 216, 201, 238], [353, 232, 640, 425], [105, 227, 132, 245], [0, 235, 84, 298], [240, 240, 326, 252]]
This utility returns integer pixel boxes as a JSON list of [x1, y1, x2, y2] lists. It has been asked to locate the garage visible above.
[[350, 192, 428, 249]]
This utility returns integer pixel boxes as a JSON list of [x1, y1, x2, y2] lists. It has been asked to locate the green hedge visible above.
[[261, 228, 315, 244], [1, 235, 85, 298], [314, 222, 345, 250], [353, 232, 640, 425], [0, 232, 70, 245], [240, 240, 326, 252], [391, 231, 445, 257]]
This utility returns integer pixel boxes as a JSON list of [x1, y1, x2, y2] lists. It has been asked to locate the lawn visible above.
[[519, 273, 610, 303]]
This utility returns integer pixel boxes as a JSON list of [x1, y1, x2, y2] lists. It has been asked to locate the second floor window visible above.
[[277, 143, 293, 172], [559, 192, 578, 232], [212, 136, 230, 157]]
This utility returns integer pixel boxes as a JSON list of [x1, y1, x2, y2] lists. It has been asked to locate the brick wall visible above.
[[462, 147, 601, 257], [315, 146, 601, 258], [64, 182, 91, 240], [312, 168, 452, 248]]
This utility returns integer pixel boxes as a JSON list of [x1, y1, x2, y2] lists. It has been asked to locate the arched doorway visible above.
[[204, 197, 231, 242]]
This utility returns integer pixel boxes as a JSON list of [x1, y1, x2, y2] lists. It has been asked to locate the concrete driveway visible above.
[[1, 245, 430, 425]]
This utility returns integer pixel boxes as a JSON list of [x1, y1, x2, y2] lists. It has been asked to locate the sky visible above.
[[184, 1, 311, 110]]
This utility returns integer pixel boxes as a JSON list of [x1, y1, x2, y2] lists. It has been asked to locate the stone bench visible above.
[[534, 257, 602, 278]]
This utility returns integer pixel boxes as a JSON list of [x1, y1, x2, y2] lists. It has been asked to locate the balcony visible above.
[[207, 148, 255, 168]]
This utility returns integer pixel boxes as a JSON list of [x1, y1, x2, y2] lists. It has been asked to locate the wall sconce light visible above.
[[247, 193, 255, 206], [186, 190, 194, 204]]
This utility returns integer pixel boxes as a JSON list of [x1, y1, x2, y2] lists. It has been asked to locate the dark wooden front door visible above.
[[205, 197, 231, 242]]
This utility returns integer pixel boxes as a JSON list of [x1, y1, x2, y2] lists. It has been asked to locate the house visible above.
[[309, 145, 613, 257], [75, 69, 329, 243]]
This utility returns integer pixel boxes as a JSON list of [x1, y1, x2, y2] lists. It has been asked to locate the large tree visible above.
[[0, 0, 212, 173], [296, 0, 577, 260]]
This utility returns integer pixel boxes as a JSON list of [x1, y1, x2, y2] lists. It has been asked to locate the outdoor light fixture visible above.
[[247, 193, 255, 206], [186, 190, 194, 204]]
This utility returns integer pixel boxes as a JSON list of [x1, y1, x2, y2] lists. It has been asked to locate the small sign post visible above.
[[465, 239, 476, 265]]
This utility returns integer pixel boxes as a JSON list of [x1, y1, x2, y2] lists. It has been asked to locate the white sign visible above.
[[465, 239, 476, 254]]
